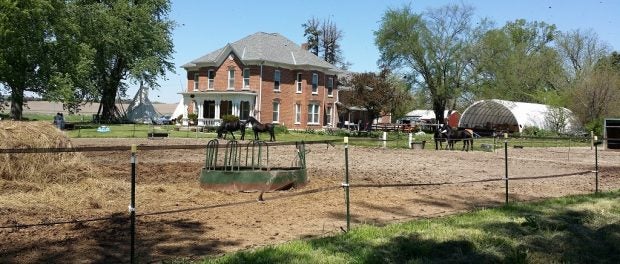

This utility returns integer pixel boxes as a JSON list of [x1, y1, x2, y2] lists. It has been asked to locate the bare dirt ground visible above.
[[2, 138, 620, 263]]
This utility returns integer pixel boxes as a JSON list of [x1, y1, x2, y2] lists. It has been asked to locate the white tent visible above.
[[404, 110, 453, 121], [125, 85, 160, 123], [171, 98, 184, 120], [458, 99, 580, 133]]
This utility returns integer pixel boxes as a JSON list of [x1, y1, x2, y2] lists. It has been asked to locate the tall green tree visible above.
[[555, 29, 610, 80], [0, 0, 63, 119], [472, 19, 563, 103], [375, 4, 481, 124], [74, 0, 174, 122], [339, 70, 411, 125]]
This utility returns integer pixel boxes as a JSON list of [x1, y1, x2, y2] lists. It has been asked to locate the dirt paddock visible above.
[[2, 138, 620, 263]]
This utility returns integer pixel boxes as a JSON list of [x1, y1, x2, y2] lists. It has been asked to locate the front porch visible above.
[[179, 91, 257, 127]]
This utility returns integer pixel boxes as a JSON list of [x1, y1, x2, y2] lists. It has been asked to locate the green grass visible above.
[[2, 113, 591, 148], [184, 191, 620, 264]]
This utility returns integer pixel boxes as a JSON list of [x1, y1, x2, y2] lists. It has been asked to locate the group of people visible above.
[[53, 112, 65, 129]]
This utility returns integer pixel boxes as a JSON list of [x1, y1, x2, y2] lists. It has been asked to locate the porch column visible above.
[[215, 100, 221, 126], [182, 96, 189, 126], [197, 99, 205, 126], [233, 99, 239, 117]]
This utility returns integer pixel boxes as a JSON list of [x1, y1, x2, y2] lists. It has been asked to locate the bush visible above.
[[221, 115, 239, 123], [584, 117, 604, 137], [187, 113, 198, 124], [520, 126, 557, 137], [274, 124, 289, 134]]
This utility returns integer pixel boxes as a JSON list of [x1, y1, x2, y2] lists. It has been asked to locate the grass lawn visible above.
[[2, 112, 591, 149], [189, 191, 620, 264]]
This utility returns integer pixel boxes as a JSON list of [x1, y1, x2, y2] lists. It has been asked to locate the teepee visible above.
[[125, 84, 160, 124]]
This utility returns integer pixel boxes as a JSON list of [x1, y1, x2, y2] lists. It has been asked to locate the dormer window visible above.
[[207, 70, 214, 90], [243, 68, 250, 89], [228, 68, 235, 89], [193, 73, 199, 91]]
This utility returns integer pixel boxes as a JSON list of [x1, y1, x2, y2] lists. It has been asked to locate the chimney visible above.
[[300, 43, 309, 51]]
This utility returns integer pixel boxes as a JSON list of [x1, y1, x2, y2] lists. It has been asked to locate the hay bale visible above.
[[0, 121, 95, 184]]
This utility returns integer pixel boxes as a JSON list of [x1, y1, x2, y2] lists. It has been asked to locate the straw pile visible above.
[[0, 121, 95, 184]]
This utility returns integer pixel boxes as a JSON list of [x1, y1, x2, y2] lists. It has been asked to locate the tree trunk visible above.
[[99, 84, 119, 123], [97, 57, 126, 123], [9, 86, 24, 120], [432, 98, 445, 125]]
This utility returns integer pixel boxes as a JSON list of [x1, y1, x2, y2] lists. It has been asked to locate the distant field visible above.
[[2, 101, 177, 115]]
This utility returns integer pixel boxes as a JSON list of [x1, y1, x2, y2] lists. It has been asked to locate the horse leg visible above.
[[254, 131, 259, 141], [230, 131, 235, 140]]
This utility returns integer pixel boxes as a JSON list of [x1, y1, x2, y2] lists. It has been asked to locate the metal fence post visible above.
[[504, 140, 509, 204], [343, 137, 351, 232], [130, 144, 137, 264], [595, 141, 599, 193]]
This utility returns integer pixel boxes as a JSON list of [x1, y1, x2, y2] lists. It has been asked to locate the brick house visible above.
[[179, 32, 341, 129]]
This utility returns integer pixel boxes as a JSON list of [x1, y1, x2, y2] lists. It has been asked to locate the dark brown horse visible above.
[[441, 125, 474, 151], [216, 120, 246, 140], [246, 117, 276, 141]]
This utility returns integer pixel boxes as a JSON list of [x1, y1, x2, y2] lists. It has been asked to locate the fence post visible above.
[[591, 131, 594, 150], [130, 144, 137, 264], [382, 132, 387, 148], [408, 133, 413, 149], [595, 138, 599, 193], [504, 139, 509, 204], [343, 137, 351, 232], [568, 138, 571, 161]]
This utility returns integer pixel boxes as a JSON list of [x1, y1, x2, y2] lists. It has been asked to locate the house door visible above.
[[203, 100, 215, 118], [220, 100, 232, 118]]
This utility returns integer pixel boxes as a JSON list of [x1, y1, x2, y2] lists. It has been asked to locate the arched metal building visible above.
[[458, 99, 580, 133]]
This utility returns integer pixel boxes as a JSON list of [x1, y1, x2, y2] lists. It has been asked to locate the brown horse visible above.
[[441, 125, 474, 151], [246, 117, 276, 141]]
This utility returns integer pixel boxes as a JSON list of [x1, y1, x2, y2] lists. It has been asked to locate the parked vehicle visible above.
[[155, 115, 174, 125]]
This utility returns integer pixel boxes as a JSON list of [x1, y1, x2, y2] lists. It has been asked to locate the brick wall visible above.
[[186, 53, 337, 129]]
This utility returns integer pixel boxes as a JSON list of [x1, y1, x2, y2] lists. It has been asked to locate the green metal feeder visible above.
[[200, 140, 308, 191]]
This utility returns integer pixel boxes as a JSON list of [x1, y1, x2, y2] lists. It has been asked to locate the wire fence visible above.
[[0, 137, 616, 263]]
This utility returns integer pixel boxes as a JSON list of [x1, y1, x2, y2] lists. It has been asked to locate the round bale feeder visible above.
[[200, 140, 308, 191]]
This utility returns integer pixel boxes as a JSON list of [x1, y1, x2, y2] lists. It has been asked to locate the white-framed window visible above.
[[193, 73, 199, 91], [274, 70, 281, 91], [272, 102, 280, 123], [326, 106, 332, 125], [307, 103, 320, 124], [294, 104, 301, 124], [296, 73, 303, 93], [207, 70, 214, 90], [311, 73, 318, 94], [228, 68, 235, 89], [327, 77, 333, 97], [243, 68, 250, 89]]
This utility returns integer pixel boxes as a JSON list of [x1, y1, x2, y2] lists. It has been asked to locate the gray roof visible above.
[[182, 32, 339, 72]]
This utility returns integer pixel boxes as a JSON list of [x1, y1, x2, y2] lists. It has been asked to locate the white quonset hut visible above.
[[458, 99, 580, 133]]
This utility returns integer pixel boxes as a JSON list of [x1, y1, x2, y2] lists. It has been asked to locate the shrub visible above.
[[274, 124, 289, 134], [221, 115, 239, 123], [187, 113, 198, 124]]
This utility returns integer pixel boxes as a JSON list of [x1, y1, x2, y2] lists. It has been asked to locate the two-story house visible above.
[[179, 32, 341, 129]]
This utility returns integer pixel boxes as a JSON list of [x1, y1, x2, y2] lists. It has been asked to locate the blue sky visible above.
[[137, 0, 620, 103]]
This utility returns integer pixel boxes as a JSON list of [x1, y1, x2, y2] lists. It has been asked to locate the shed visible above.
[[458, 99, 580, 133], [403, 110, 460, 127], [604, 118, 620, 149]]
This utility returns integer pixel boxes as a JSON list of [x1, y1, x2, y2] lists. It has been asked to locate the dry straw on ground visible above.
[[0, 121, 95, 184]]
